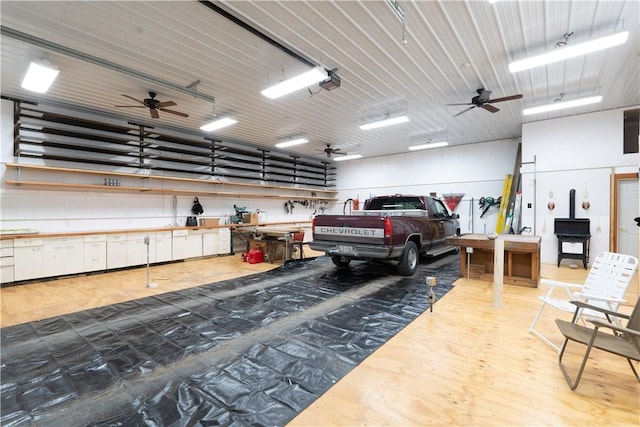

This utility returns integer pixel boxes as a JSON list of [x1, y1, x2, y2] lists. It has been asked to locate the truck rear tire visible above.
[[332, 255, 352, 268], [397, 241, 418, 276]]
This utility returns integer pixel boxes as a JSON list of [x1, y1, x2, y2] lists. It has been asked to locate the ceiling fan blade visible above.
[[121, 94, 145, 105], [156, 100, 177, 108], [482, 104, 500, 113], [150, 109, 160, 119], [159, 108, 189, 117], [488, 94, 523, 103], [446, 102, 473, 106], [453, 106, 476, 117], [114, 105, 146, 108]]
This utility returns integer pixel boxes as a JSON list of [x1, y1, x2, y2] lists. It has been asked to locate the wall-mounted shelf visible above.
[[4, 163, 338, 201], [11, 103, 338, 189]]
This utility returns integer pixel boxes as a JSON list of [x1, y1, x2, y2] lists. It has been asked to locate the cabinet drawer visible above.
[[84, 234, 107, 243], [0, 247, 14, 257], [173, 229, 188, 237], [1, 240, 14, 249], [14, 238, 44, 247], [0, 256, 15, 267], [106, 233, 127, 242], [156, 231, 172, 239], [127, 232, 148, 241]]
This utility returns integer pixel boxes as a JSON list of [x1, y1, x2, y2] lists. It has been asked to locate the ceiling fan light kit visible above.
[[200, 116, 238, 132], [261, 66, 327, 99], [409, 141, 449, 151], [523, 95, 603, 116], [21, 59, 59, 93], [359, 115, 410, 130], [509, 30, 629, 73], [275, 138, 308, 148]]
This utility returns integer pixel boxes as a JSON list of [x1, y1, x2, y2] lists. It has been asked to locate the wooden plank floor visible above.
[[1, 252, 638, 426]]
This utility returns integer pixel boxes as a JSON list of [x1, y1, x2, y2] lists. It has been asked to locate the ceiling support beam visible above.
[[198, 1, 317, 68], [1, 25, 217, 104]]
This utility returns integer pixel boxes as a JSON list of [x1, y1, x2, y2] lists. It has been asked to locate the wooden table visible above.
[[446, 234, 541, 287]]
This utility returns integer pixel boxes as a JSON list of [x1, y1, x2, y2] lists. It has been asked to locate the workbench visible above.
[[232, 224, 307, 262], [446, 234, 541, 287]]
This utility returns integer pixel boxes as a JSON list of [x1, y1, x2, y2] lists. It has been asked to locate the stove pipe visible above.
[[569, 189, 576, 219]]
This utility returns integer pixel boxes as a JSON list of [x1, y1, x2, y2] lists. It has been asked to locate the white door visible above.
[[617, 178, 639, 257]]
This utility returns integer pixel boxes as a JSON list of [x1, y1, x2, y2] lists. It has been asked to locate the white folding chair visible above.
[[529, 251, 638, 352]]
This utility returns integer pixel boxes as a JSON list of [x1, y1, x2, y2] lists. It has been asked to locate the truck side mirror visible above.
[[451, 213, 460, 219]]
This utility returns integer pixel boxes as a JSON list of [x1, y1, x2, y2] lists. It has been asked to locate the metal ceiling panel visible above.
[[1, 0, 638, 161]]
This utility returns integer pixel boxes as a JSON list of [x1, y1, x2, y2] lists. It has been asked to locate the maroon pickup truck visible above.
[[310, 194, 460, 276]]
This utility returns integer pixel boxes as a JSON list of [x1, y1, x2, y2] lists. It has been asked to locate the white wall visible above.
[[0, 99, 318, 233], [334, 138, 520, 234], [521, 107, 639, 265]]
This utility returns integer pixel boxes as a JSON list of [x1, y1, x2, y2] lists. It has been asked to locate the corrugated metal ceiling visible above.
[[1, 0, 638, 161]]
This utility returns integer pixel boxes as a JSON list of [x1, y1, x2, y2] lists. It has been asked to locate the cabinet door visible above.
[[63, 238, 84, 275], [43, 239, 66, 277], [202, 231, 219, 256], [14, 245, 44, 281], [172, 235, 188, 260], [107, 241, 128, 269], [217, 228, 231, 254], [127, 239, 146, 266], [154, 239, 172, 263], [185, 235, 203, 259]]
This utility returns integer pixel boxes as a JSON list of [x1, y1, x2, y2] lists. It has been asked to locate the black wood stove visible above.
[[554, 189, 591, 269]]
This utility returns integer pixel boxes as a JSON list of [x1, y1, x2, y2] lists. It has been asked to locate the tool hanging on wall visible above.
[[284, 200, 295, 214], [478, 196, 501, 218], [191, 197, 204, 215]]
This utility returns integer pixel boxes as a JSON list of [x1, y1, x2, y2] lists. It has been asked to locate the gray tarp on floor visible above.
[[1, 255, 459, 426]]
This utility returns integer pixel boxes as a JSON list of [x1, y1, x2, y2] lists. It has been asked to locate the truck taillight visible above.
[[384, 217, 392, 240]]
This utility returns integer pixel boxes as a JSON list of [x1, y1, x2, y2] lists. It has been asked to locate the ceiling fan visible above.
[[319, 144, 345, 158], [447, 88, 523, 117], [115, 91, 189, 119]]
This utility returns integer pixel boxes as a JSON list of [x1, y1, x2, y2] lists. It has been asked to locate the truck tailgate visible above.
[[313, 215, 386, 244]]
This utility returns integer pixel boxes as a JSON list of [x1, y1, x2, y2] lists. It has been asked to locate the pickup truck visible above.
[[309, 194, 460, 276]]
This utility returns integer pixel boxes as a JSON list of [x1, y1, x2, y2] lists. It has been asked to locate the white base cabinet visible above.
[[155, 231, 172, 263], [4, 226, 233, 283], [106, 234, 128, 269], [13, 238, 44, 281], [172, 230, 203, 260], [1, 240, 15, 284], [84, 234, 107, 272]]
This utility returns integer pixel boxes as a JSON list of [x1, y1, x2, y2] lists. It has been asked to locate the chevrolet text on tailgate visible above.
[[310, 195, 460, 276]]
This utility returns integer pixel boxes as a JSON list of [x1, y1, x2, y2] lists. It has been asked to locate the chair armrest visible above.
[[572, 293, 626, 304], [569, 300, 631, 320], [539, 279, 581, 289], [588, 318, 639, 336]]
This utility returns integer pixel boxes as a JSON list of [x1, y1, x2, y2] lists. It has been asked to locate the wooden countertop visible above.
[[447, 233, 541, 251], [1, 221, 312, 240]]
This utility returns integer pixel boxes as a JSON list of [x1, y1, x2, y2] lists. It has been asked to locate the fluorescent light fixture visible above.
[[523, 95, 602, 116], [334, 154, 363, 162], [21, 60, 59, 93], [261, 67, 326, 99], [200, 117, 237, 132], [359, 115, 410, 130], [408, 141, 449, 151], [275, 138, 308, 148], [509, 30, 629, 73]]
